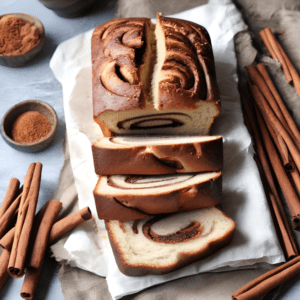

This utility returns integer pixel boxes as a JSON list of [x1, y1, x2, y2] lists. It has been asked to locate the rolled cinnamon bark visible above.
[[259, 29, 278, 61], [49, 206, 92, 244], [0, 206, 93, 251], [232, 256, 300, 300], [0, 205, 91, 293], [259, 28, 300, 99], [0, 178, 20, 219], [259, 28, 292, 83], [0, 227, 15, 251], [0, 249, 10, 290], [264, 118, 300, 198], [20, 206, 92, 299], [254, 103, 300, 229], [9, 162, 42, 278], [0, 193, 21, 239], [246, 65, 300, 153], [247, 69, 300, 174], [256, 64, 300, 143], [239, 85, 298, 258], [28, 200, 62, 269], [276, 40, 300, 100], [21, 267, 41, 299]]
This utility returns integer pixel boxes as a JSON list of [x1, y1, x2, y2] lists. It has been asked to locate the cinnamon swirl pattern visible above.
[[92, 18, 150, 116], [93, 172, 222, 220], [154, 14, 220, 110], [92, 16, 220, 137], [105, 207, 235, 276], [140, 216, 213, 244], [92, 136, 223, 175]]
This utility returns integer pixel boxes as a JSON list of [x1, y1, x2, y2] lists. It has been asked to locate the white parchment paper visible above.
[[50, 0, 285, 298]]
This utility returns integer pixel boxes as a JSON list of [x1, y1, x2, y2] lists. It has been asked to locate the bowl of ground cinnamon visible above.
[[0, 13, 45, 67], [1, 100, 57, 152]]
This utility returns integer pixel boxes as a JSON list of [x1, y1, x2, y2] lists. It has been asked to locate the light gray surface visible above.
[[1, 0, 300, 299], [0, 0, 117, 299]]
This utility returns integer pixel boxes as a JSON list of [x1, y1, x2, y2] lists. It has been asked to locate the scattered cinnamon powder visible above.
[[0, 15, 42, 56], [11, 111, 52, 143]]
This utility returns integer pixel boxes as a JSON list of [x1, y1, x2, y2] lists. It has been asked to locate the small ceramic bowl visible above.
[[0, 13, 45, 68], [38, 0, 96, 18], [1, 100, 58, 152]]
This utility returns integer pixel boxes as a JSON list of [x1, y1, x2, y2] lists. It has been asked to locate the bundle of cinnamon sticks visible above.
[[0, 162, 93, 299], [234, 59, 300, 299], [260, 27, 300, 100], [245, 64, 300, 232]]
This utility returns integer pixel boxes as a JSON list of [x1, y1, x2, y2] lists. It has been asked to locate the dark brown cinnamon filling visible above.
[[108, 174, 193, 189], [159, 158, 184, 170], [141, 216, 203, 243], [117, 113, 191, 130], [132, 220, 139, 234]]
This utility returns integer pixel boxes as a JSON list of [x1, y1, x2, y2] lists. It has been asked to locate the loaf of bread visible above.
[[93, 172, 222, 220], [92, 14, 220, 136], [105, 207, 235, 276], [92, 135, 223, 175]]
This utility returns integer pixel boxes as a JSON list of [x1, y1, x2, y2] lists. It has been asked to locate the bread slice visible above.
[[92, 135, 223, 175], [92, 15, 220, 136], [93, 172, 222, 220], [105, 207, 235, 276]]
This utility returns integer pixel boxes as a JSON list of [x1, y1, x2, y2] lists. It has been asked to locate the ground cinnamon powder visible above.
[[11, 111, 52, 143], [0, 15, 42, 56]]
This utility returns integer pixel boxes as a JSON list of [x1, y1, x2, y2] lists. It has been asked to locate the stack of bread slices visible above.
[[91, 14, 235, 276]]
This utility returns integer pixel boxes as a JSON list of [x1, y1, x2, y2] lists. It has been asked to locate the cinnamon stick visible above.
[[28, 200, 62, 269], [0, 205, 91, 292], [239, 85, 298, 258], [259, 29, 279, 61], [265, 120, 300, 198], [0, 206, 92, 251], [21, 267, 42, 299], [9, 162, 42, 278], [0, 228, 15, 251], [256, 64, 300, 143], [0, 178, 20, 219], [0, 193, 21, 239], [260, 28, 300, 99], [232, 256, 300, 300], [254, 102, 300, 228], [259, 28, 292, 83], [49, 206, 92, 244], [20, 206, 92, 299], [276, 40, 300, 100], [0, 249, 10, 290], [247, 66, 300, 173]]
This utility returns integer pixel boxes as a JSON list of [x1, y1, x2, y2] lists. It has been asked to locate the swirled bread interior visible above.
[[92, 135, 223, 175], [92, 14, 220, 136], [106, 207, 235, 276], [93, 172, 222, 220]]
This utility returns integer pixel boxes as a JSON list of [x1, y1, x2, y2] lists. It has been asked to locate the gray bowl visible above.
[[1, 100, 58, 152], [0, 13, 45, 68], [37, 0, 96, 18]]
